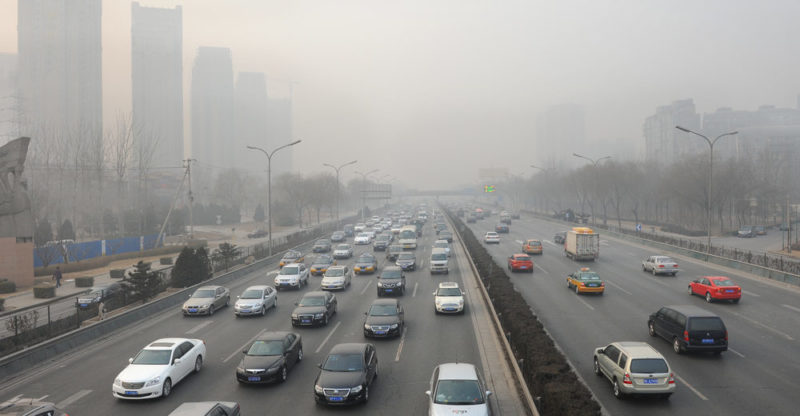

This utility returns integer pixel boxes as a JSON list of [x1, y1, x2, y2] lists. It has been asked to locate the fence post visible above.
[[13, 315, 18, 336]]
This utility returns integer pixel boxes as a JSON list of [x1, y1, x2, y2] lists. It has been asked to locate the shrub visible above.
[[0, 280, 16, 294], [171, 246, 212, 288], [160, 257, 173, 265], [33, 284, 56, 298], [110, 269, 125, 279], [74, 276, 94, 287]]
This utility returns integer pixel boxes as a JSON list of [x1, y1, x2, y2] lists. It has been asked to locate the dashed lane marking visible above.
[[604, 280, 632, 296], [55, 390, 92, 409], [675, 374, 708, 401], [360, 280, 373, 295], [544, 240, 557, 247], [743, 290, 760, 297], [783, 304, 800, 313], [412, 282, 418, 297], [727, 310, 794, 341], [315, 321, 342, 354], [395, 326, 408, 362], [186, 320, 214, 335], [534, 263, 549, 274], [728, 348, 746, 358], [575, 296, 595, 311]]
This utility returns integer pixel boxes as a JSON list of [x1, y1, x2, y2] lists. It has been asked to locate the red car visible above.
[[507, 254, 533, 273], [688, 276, 741, 303]]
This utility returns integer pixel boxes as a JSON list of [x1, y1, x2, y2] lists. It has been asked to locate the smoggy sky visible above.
[[2, 0, 800, 189]]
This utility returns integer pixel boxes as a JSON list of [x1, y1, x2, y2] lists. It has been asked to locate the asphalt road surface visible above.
[[466, 213, 800, 416], [0, 224, 494, 415]]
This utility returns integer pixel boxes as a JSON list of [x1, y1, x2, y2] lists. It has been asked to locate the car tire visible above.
[[673, 337, 683, 354], [261, 306, 266, 316], [567, 280, 571, 289], [732, 298, 740, 304], [613, 379, 623, 400], [688, 286, 693, 296], [279, 365, 288, 383], [298, 348, 303, 361], [323, 314, 329, 326], [705, 292, 713, 303], [363, 385, 369, 403], [593, 358, 601, 376], [161, 378, 172, 398], [652, 268, 657, 276], [648, 322, 656, 337], [225, 297, 230, 307], [209, 305, 214, 316], [642, 265, 647, 272], [661, 393, 672, 399], [194, 355, 203, 373]]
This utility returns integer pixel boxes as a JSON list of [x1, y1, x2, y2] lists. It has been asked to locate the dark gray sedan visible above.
[[236, 331, 302, 384], [291, 291, 337, 326]]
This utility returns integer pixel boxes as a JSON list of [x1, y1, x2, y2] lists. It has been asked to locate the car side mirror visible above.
[[432, 291, 437, 295], [128, 357, 133, 363], [598, 348, 604, 354], [425, 390, 431, 397], [462, 291, 466, 295], [486, 390, 493, 397], [237, 295, 240, 299], [294, 302, 299, 306], [173, 358, 182, 365], [364, 312, 368, 315], [243, 349, 248, 354], [317, 363, 322, 369]]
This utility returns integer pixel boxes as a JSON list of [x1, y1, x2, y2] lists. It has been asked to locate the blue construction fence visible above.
[[33, 234, 162, 268]]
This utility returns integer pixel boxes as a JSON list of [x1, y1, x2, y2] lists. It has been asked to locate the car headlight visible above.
[[291, 313, 298, 319], [435, 299, 442, 305], [199, 304, 209, 309], [351, 384, 363, 393], [390, 324, 398, 329], [377, 282, 383, 287], [459, 299, 464, 305], [364, 323, 371, 330], [114, 378, 121, 386], [315, 384, 324, 394], [236, 366, 244, 373], [314, 313, 325, 318], [144, 376, 161, 387]]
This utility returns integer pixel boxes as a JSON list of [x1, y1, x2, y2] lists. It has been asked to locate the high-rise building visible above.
[[0, 53, 18, 143], [703, 105, 800, 161], [234, 72, 268, 173], [643, 99, 701, 165], [17, 0, 102, 141], [266, 96, 293, 175], [190, 47, 234, 171], [131, 2, 183, 169], [536, 103, 586, 166]]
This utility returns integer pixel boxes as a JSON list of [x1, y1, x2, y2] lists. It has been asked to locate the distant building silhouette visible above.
[[17, 0, 102, 142], [266, 95, 294, 175], [643, 99, 702, 166], [131, 2, 183, 169], [234, 72, 268, 173], [536, 104, 586, 166], [191, 47, 235, 172], [0, 53, 18, 142]]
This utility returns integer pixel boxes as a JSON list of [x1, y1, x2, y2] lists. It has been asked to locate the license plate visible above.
[[702, 338, 714, 344], [643, 378, 657, 384], [375, 331, 387, 335], [329, 396, 344, 402], [80, 303, 88, 307], [281, 283, 289, 286], [248, 376, 260, 382], [726, 289, 735, 293], [444, 308, 455, 311], [124, 391, 137, 395], [385, 289, 393, 292], [302, 319, 311, 324], [188, 308, 198, 313], [241, 310, 250, 313], [520, 266, 527, 269], [588, 284, 597, 287]]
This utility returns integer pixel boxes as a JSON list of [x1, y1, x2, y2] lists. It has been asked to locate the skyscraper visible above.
[[234, 72, 268, 173], [131, 2, 183, 169], [191, 47, 234, 171], [0, 53, 18, 143], [266, 95, 294, 175], [643, 99, 701, 166], [17, 0, 102, 140]]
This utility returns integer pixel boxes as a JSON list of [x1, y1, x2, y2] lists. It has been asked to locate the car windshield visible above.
[[689, 317, 725, 331], [656, 257, 674, 263], [579, 272, 600, 280], [629, 358, 669, 374], [131, 349, 171, 365], [434, 380, 485, 405], [192, 289, 215, 298], [528, 241, 541, 246], [398, 253, 414, 260], [246, 340, 284, 356], [400, 230, 416, 239], [322, 353, 364, 372], [325, 268, 344, 277], [739, 227, 751, 231], [284, 251, 300, 259], [380, 269, 402, 279], [240, 289, 263, 299], [358, 255, 374, 262], [336, 245, 350, 250], [437, 288, 461, 296], [299, 296, 325, 307], [357, 233, 369, 238], [314, 255, 332, 264], [515, 256, 531, 261], [281, 267, 299, 275], [86, 290, 103, 297], [369, 304, 398, 316], [486, 233, 497, 237], [377, 235, 390, 241], [712, 279, 735, 287], [316, 240, 330, 245], [432, 253, 447, 261]]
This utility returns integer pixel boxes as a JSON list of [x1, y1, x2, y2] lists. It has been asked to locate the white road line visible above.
[[515, 240, 524, 245], [395, 326, 408, 362], [55, 390, 91, 408], [600, 240, 609, 246], [575, 296, 595, 311], [743, 290, 760, 297], [727, 310, 794, 341], [315, 321, 342, 354], [604, 280, 632, 296], [419, 259, 425, 269], [223, 328, 267, 363], [728, 348, 746, 358], [185, 320, 214, 335], [412, 282, 418, 297], [544, 240, 557, 247], [359, 280, 373, 295], [3, 395, 22, 404], [534, 263, 549, 274], [782, 304, 800, 313], [675, 374, 708, 401], [35, 395, 49, 401]]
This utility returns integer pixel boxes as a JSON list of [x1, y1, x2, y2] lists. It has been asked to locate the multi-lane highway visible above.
[[464, 211, 800, 416], [0, 221, 517, 415]]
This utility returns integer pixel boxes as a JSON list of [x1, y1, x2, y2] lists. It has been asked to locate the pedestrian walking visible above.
[[53, 266, 63, 288]]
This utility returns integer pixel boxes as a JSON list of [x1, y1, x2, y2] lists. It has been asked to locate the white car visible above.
[[391, 225, 402, 234], [354, 233, 372, 245], [234, 285, 277, 317], [484, 232, 500, 244], [274, 263, 309, 290], [354, 223, 367, 232], [112, 338, 206, 400], [433, 239, 451, 257], [321, 265, 352, 291], [434, 282, 464, 314], [333, 243, 354, 259], [426, 363, 492, 415]]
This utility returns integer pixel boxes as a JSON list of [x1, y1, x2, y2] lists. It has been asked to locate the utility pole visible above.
[[183, 158, 196, 239]]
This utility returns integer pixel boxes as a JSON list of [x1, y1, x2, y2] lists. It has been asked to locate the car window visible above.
[[618, 353, 628, 368], [180, 341, 194, 356], [369, 304, 398, 315], [689, 317, 725, 331], [322, 353, 364, 371], [208, 406, 229, 416], [713, 279, 735, 287], [283, 337, 292, 351], [676, 313, 686, 327], [247, 340, 284, 356], [630, 358, 669, 373], [192, 289, 215, 298], [700, 278, 710, 285], [434, 380, 485, 405], [664, 309, 678, 324], [298, 296, 325, 307], [604, 345, 620, 362], [131, 349, 171, 365], [241, 289, 263, 299], [287, 333, 296, 344]]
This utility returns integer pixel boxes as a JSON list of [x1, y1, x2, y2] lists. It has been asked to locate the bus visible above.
[[398, 225, 418, 249]]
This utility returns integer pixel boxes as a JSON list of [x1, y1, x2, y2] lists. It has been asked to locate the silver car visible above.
[[321, 266, 352, 291], [642, 256, 680, 276], [183, 286, 230, 316], [426, 363, 491, 416], [234, 285, 277, 317], [168, 401, 240, 416], [593, 341, 675, 399]]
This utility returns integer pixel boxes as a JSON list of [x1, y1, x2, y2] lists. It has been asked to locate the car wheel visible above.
[[661, 393, 672, 399], [209, 305, 214, 316], [613, 379, 623, 400], [363, 384, 369, 403], [642, 265, 647, 272], [261, 305, 266, 316], [323, 314, 329, 326], [279, 365, 288, 383], [652, 268, 657, 276], [225, 296, 230, 307], [648, 322, 656, 337], [297, 348, 303, 362], [732, 298, 740, 304], [567, 280, 571, 289], [593, 358, 601, 376], [194, 355, 203, 372], [673, 337, 682, 354], [161, 378, 172, 398], [705, 292, 713, 303]]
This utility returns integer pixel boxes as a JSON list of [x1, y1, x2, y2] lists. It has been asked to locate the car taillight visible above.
[[658, 264, 664, 268], [683, 330, 689, 342], [623, 373, 632, 384], [600, 282, 605, 286], [724, 330, 728, 341], [668, 373, 675, 384], [674, 264, 679, 267]]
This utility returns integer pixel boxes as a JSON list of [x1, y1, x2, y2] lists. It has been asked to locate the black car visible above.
[[386, 244, 404, 261], [373, 235, 391, 251], [438, 230, 454, 243], [648, 305, 728, 354], [236, 331, 302, 384], [554, 231, 567, 245], [314, 343, 378, 405], [247, 229, 268, 239], [291, 291, 337, 327], [395, 252, 416, 271], [377, 266, 405, 296], [495, 223, 509, 233], [363, 298, 405, 338], [343, 224, 355, 237], [76, 282, 122, 309], [313, 239, 332, 253]]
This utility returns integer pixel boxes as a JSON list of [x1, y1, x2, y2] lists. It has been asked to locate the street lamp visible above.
[[355, 169, 379, 222], [572, 153, 611, 167], [573, 154, 611, 224], [323, 160, 357, 226], [675, 126, 738, 253], [246, 139, 302, 257]]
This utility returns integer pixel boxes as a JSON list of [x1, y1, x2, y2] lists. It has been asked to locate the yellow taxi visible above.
[[566, 267, 605, 295], [522, 239, 543, 255]]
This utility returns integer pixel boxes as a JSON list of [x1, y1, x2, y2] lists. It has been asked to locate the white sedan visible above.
[[484, 232, 500, 244], [354, 233, 372, 245], [113, 338, 206, 400]]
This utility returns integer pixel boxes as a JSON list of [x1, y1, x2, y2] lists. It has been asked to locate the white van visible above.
[[430, 248, 449, 274]]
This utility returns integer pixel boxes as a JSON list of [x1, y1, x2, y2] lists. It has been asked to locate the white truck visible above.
[[398, 225, 418, 249], [564, 227, 599, 261]]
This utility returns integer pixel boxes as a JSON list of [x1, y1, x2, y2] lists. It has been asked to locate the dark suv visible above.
[[648, 305, 727, 354], [377, 266, 406, 296], [76, 282, 122, 309], [291, 291, 337, 327]]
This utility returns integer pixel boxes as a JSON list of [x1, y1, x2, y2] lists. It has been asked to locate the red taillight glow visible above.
[[674, 264, 679, 267], [668, 373, 675, 384], [623, 373, 632, 384], [600, 282, 605, 286], [658, 264, 665, 268], [683, 330, 689, 342], [724, 330, 728, 341]]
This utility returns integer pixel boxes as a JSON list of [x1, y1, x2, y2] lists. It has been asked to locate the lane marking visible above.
[[418, 259, 425, 269], [35, 395, 49, 401], [515, 240, 524, 245], [534, 263, 549, 274], [743, 290, 760, 297], [727, 310, 794, 340], [223, 328, 267, 363], [412, 282, 418, 297], [2, 395, 22, 405], [544, 240, 557, 247], [604, 280, 632, 296], [600, 240, 609, 246], [395, 326, 408, 362], [575, 296, 595, 311], [675, 374, 708, 401], [55, 389, 91, 408], [315, 321, 342, 354], [359, 280, 373, 295], [782, 304, 800, 314], [186, 320, 214, 335], [728, 347, 746, 358]]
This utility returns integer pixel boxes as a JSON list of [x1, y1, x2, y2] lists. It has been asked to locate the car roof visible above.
[[438, 282, 460, 289], [432, 247, 448, 253], [437, 362, 479, 380], [370, 298, 399, 306], [196, 285, 222, 290], [434, 239, 448, 244], [612, 342, 665, 359], [703, 276, 730, 281], [168, 402, 238, 415], [328, 343, 369, 355], [282, 263, 302, 268], [147, 338, 196, 349], [526, 239, 541, 243], [327, 265, 347, 270], [302, 291, 328, 298], [244, 285, 270, 291], [255, 331, 295, 341], [663, 305, 721, 317], [382, 265, 403, 272], [512, 253, 530, 257]]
